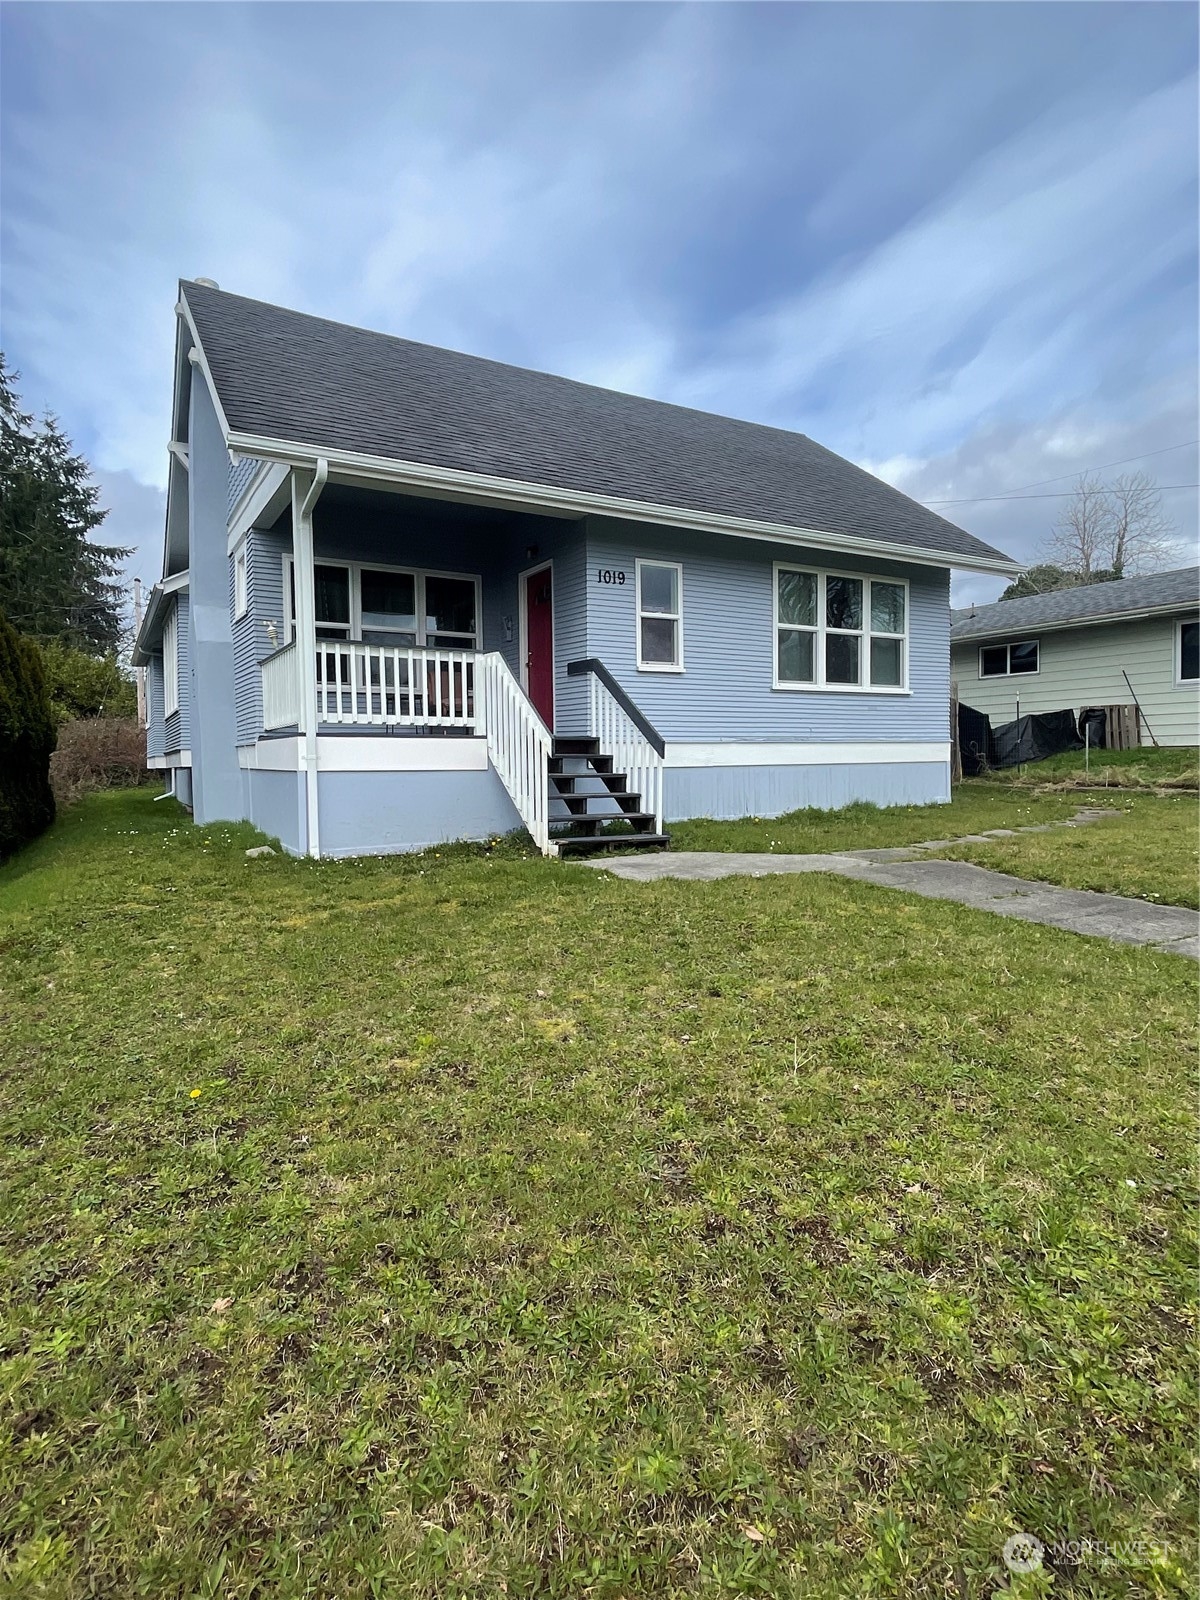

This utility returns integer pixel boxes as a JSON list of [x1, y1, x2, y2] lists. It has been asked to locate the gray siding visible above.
[[666, 759, 949, 821], [582, 517, 951, 743], [232, 526, 290, 743], [146, 654, 165, 758], [950, 613, 1200, 747], [164, 592, 191, 753], [228, 454, 261, 514]]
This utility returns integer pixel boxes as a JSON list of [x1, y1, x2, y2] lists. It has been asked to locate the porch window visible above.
[[979, 640, 1039, 677], [284, 559, 477, 649], [637, 560, 683, 670], [424, 575, 477, 648], [361, 568, 417, 643], [775, 566, 909, 690]]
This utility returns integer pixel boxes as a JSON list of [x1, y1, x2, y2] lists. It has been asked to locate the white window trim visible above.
[[978, 639, 1040, 679], [1175, 617, 1199, 686], [282, 556, 482, 650], [233, 542, 248, 620], [636, 558, 684, 672], [772, 563, 910, 694], [163, 604, 179, 718]]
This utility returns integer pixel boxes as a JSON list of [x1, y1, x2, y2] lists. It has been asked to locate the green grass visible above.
[[1, 790, 1197, 1598], [983, 747, 1199, 791], [934, 793, 1199, 910], [668, 783, 1100, 855]]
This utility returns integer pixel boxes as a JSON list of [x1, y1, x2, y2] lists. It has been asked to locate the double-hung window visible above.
[[775, 566, 908, 690], [162, 604, 179, 717], [637, 560, 683, 670], [1178, 619, 1199, 683], [979, 640, 1039, 678], [233, 544, 248, 619]]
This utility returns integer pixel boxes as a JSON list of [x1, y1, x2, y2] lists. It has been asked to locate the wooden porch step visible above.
[[552, 736, 600, 757], [556, 832, 671, 857], [551, 812, 659, 835], [553, 792, 644, 816], [549, 769, 629, 794], [548, 753, 614, 776]]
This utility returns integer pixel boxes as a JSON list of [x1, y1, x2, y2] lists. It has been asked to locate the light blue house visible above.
[[133, 280, 1018, 858]]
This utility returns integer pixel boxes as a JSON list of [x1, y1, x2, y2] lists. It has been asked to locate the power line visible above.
[[928, 483, 1198, 506], [924, 439, 1199, 506]]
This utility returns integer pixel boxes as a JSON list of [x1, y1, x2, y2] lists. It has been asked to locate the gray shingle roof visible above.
[[183, 281, 1014, 570], [951, 566, 1200, 642]]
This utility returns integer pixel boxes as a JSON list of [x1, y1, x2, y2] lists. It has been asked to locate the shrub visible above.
[[0, 610, 56, 856], [38, 638, 138, 725], [49, 717, 149, 809]]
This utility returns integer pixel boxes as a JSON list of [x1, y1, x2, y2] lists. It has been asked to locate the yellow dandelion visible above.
[[189, 1088, 202, 1099]]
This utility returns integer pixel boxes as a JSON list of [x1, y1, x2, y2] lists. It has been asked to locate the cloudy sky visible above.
[[1, 1, 1196, 606]]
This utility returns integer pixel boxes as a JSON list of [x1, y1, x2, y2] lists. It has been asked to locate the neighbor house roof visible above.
[[181, 280, 1016, 573], [951, 566, 1200, 644]]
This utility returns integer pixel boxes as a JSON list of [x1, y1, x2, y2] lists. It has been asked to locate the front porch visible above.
[[238, 471, 666, 858]]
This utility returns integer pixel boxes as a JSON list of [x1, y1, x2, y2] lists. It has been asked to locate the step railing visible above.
[[476, 652, 555, 856], [567, 658, 665, 832]]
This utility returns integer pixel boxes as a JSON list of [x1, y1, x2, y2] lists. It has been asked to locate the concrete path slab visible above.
[[576, 848, 1198, 959]]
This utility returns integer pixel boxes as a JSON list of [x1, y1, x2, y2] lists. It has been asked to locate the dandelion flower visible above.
[[189, 1088, 202, 1099]]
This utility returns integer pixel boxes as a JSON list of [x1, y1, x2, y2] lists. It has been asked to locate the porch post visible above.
[[291, 462, 327, 857]]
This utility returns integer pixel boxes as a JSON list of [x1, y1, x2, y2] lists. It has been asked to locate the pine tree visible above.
[[0, 356, 131, 652]]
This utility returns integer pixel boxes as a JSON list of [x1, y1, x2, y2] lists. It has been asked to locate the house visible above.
[[950, 567, 1200, 749], [132, 280, 1019, 858]]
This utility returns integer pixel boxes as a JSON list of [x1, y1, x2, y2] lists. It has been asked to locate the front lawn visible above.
[[934, 792, 1199, 909], [667, 783, 1091, 855], [982, 747, 1198, 791], [2, 790, 1196, 1598]]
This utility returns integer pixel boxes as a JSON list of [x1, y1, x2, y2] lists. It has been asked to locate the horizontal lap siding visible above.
[[233, 528, 289, 744], [666, 760, 949, 821], [950, 614, 1200, 746], [146, 655, 165, 758], [165, 593, 191, 753], [584, 518, 950, 743]]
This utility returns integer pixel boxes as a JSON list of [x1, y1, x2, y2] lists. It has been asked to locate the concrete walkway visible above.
[[578, 808, 1199, 959]]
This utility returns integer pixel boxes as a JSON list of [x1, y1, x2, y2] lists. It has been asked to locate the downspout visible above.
[[293, 459, 328, 856]]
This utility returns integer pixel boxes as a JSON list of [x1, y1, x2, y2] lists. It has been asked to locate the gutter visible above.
[[225, 429, 1022, 578], [130, 570, 190, 665]]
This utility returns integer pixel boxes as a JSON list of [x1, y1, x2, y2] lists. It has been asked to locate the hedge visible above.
[[0, 610, 56, 856]]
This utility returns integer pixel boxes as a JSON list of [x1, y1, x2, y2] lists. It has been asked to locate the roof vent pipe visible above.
[[193, 277, 219, 289]]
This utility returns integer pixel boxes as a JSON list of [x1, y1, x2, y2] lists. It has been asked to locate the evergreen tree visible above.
[[0, 356, 131, 652]]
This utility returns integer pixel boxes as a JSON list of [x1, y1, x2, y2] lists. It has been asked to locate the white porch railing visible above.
[[262, 641, 301, 730], [583, 664, 664, 833], [476, 652, 554, 855], [315, 642, 476, 728]]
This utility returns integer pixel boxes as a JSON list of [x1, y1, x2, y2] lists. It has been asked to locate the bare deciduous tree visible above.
[[1046, 471, 1175, 580], [1105, 471, 1175, 576], [1046, 474, 1116, 580]]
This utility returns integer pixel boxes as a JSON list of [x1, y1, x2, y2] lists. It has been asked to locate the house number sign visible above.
[[595, 568, 627, 585]]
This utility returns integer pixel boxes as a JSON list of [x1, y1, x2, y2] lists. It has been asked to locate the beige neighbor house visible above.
[[950, 566, 1200, 747]]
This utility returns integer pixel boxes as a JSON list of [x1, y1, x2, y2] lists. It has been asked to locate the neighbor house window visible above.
[[1179, 619, 1199, 683], [163, 604, 179, 718], [285, 559, 478, 649], [774, 566, 908, 690], [233, 544, 248, 619], [637, 560, 683, 670], [979, 640, 1039, 678]]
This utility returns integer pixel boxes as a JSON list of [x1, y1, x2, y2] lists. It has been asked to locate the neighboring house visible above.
[[950, 567, 1200, 747], [132, 279, 1018, 858]]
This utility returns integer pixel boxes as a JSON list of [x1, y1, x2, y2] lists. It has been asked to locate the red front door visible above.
[[525, 567, 554, 727]]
